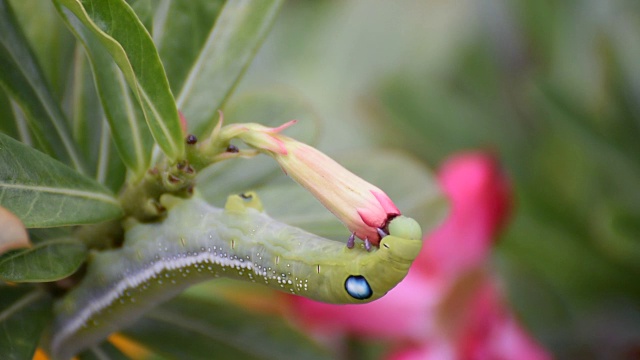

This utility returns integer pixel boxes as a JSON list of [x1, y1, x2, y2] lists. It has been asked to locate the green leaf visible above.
[[55, 8, 154, 179], [8, 0, 76, 100], [151, 0, 225, 96], [65, 46, 107, 169], [0, 132, 122, 227], [0, 285, 52, 359], [197, 90, 319, 206], [95, 120, 127, 192], [0, 89, 18, 139], [0, 0, 85, 172], [54, 0, 184, 161], [6, 97, 35, 146], [0, 237, 87, 282], [0, 87, 33, 146], [121, 294, 331, 360], [28, 227, 73, 244], [62, 47, 127, 189], [58, 46, 127, 190], [128, 0, 156, 32], [78, 341, 130, 360], [255, 149, 447, 241], [174, 0, 284, 136]]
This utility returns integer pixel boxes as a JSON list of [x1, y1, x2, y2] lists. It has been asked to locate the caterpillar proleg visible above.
[[50, 193, 422, 359]]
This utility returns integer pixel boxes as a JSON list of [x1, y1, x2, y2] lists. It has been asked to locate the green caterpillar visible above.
[[50, 193, 422, 359]]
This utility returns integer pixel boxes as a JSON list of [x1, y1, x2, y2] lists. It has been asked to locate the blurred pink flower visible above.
[[286, 152, 551, 360]]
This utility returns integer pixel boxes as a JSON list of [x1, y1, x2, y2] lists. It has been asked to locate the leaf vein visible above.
[[0, 183, 118, 205], [23, 191, 40, 219], [116, 70, 146, 170], [3, 39, 84, 173], [0, 290, 44, 323], [138, 86, 178, 156], [174, 1, 226, 108]]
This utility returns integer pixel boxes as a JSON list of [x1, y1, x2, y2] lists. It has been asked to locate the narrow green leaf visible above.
[[95, 119, 127, 193], [121, 295, 331, 360], [0, 237, 87, 282], [78, 341, 130, 360], [28, 227, 73, 244], [65, 45, 103, 174], [8, 97, 34, 146], [55, 9, 154, 179], [0, 0, 85, 172], [0, 132, 122, 227], [151, 0, 225, 95], [63, 48, 127, 190], [54, 0, 184, 161], [128, 0, 157, 32], [174, 0, 284, 136], [0, 286, 52, 359], [8, 0, 76, 100], [0, 89, 18, 139], [0, 87, 32, 146]]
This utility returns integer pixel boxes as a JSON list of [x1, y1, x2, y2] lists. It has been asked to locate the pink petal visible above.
[[413, 152, 512, 280], [267, 119, 298, 133], [371, 190, 401, 217], [356, 207, 385, 228], [457, 281, 551, 360], [387, 343, 454, 360]]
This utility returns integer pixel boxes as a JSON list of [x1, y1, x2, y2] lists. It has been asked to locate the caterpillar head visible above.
[[378, 216, 423, 262], [343, 216, 422, 302]]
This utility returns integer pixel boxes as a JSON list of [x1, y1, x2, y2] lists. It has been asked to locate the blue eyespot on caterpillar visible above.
[[345, 275, 373, 300], [50, 193, 422, 360]]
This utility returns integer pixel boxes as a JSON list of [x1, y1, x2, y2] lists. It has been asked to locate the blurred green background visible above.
[[5, 0, 640, 358], [236, 1, 640, 358]]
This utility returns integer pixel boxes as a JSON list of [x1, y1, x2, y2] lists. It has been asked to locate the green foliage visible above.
[[0, 285, 52, 359], [0, 238, 86, 282], [0, 132, 121, 227], [56, 9, 153, 179], [53, 0, 184, 162], [0, 1, 445, 359], [169, 0, 284, 136], [0, 1, 84, 172], [121, 295, 330, 360], [77, 342, 129, 360]]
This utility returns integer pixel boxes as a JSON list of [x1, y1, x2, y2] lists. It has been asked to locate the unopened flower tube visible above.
[[221, 121, 401, 247]]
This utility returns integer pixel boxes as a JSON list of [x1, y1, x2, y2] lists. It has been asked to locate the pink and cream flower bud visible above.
[[224, 121, 400, 246]]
